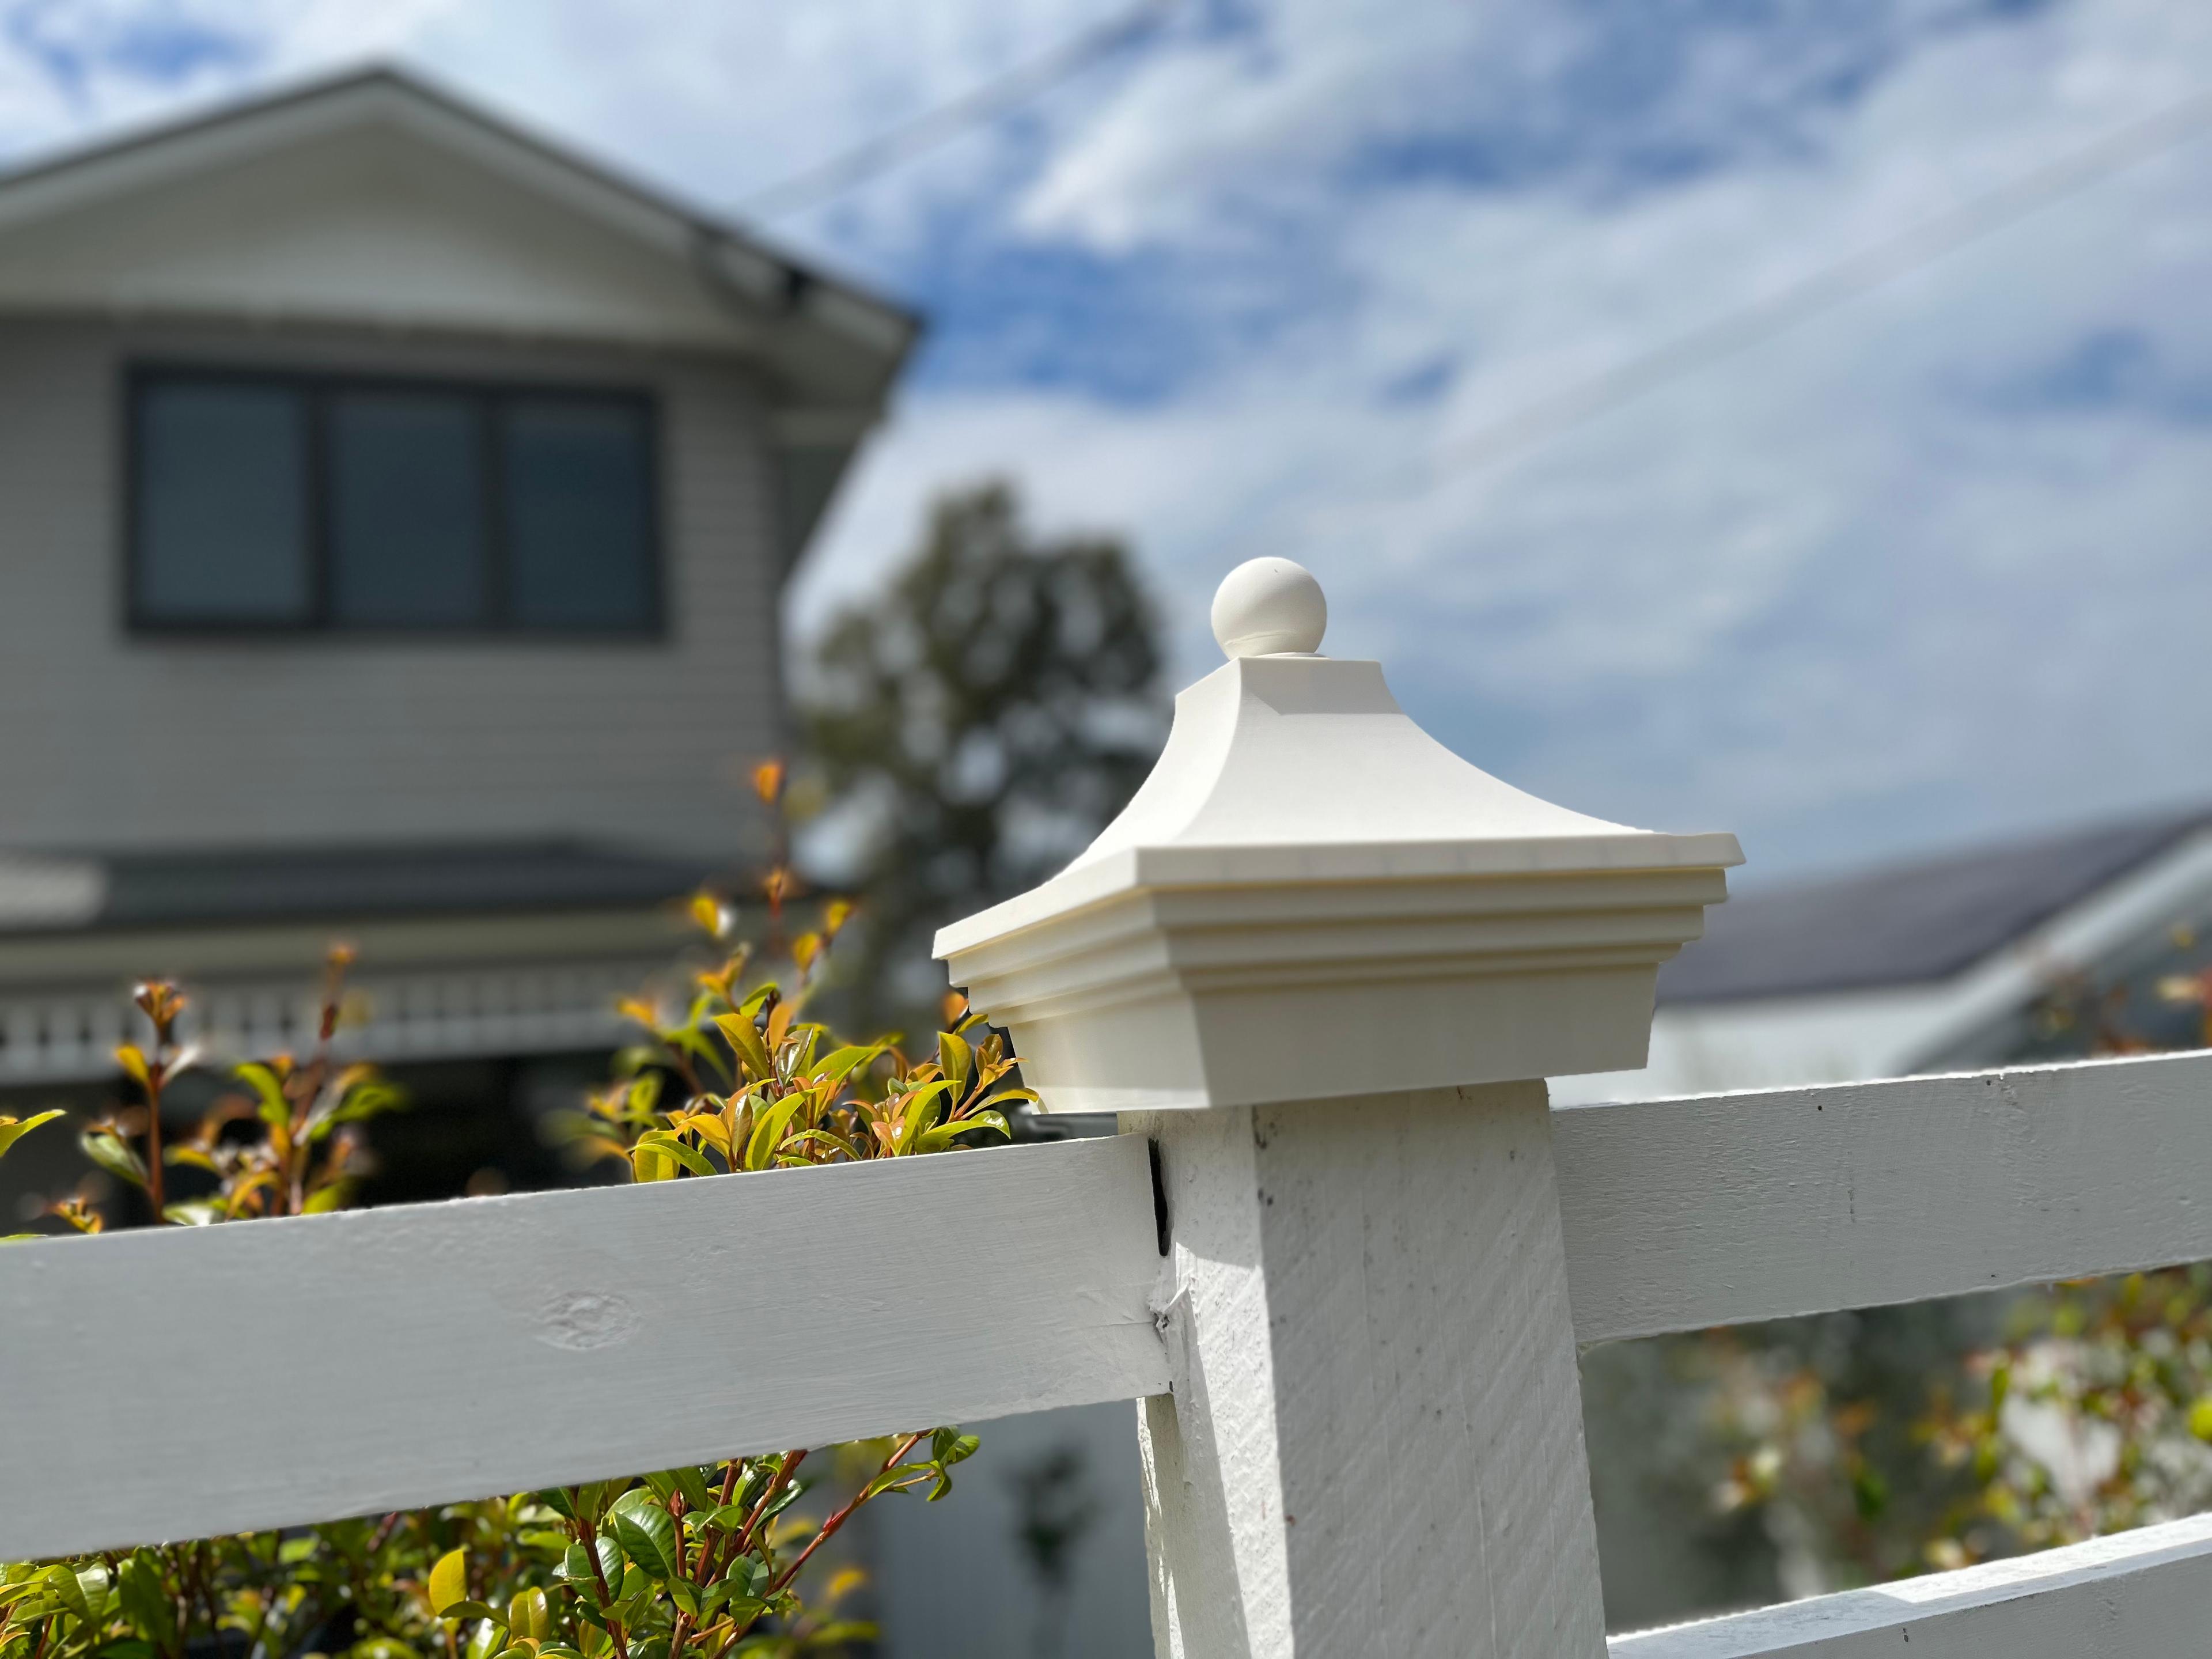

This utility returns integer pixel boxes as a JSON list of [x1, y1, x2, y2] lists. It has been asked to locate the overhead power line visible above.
[[1419, 88, 2212, 484], [740, 0, 1179, 220]]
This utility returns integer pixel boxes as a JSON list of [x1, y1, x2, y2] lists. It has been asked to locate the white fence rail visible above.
[[1555, 1048, 2212, 1342], [0, 1135, 1166, 1560], [1612, 1512, 2212, 1658], [10, 1050, 2210, 1648], [9, 564, 2211, 1657]]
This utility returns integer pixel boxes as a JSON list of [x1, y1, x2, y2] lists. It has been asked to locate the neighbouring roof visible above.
[[1657, 806, 2212, 1005], [0, 840, 713, 935]]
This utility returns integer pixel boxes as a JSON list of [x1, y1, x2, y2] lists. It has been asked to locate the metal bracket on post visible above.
[[938, 559, 1741, 1657]]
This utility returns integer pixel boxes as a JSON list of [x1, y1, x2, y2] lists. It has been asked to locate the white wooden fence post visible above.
[[937, 559, 1741, 1657]]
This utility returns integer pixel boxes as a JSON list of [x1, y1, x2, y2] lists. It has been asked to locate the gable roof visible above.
[[1657, 805, 2212, 1005], [0, 66, 917, 410]]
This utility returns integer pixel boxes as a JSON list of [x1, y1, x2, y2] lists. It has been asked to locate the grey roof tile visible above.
[[1657, 807, 2212, 1004]]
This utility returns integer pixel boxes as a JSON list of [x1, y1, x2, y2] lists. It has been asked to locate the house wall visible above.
[[1549, 987, 1956, 1104], [0, 315, 787, 861]]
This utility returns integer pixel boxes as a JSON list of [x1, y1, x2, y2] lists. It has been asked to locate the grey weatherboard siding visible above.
[[0, 317, 787, 860]]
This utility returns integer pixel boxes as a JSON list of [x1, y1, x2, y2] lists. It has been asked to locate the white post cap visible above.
[[935, 562, 1743, 1113], [1210, 556, 1327, 658]]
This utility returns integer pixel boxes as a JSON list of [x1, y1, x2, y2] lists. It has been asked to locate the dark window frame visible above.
[[123, 363, 666, 640]]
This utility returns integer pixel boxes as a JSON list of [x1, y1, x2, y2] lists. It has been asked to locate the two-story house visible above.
[[0, 67, 914, 1195]]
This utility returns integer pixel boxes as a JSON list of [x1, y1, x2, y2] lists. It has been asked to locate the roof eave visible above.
[[0, 62, 921, 373]]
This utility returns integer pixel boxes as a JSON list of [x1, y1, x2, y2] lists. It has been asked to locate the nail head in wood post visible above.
[[935, 558, 1742, 1657]]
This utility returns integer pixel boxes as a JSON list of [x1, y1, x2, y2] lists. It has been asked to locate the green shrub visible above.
[[0, 775, 1027, 1659]]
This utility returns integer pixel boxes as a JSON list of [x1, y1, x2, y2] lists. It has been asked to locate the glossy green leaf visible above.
[[113, 1044, 153, 1092], [743, 1096, 805, 1172], [41, 1565, 92, 1627], [719, 1597, 771, 1628], [781, 1127, 861, 1162], [609, 1499, 679, 1582], [891, 1080, 956, 1153], [692, 1502, 751, 1535], [673, 1464, 715, 1512], [915, 1111, 1010, 1154], [712, 1013, 773, 1084], [117, 1554, 173, 1650], [310, 1083, 406, 1138], [428, 1548, 469, 1616], [808, 1045, 882, 1090], [508, 1588, 551, 1643], [552, 1543, 602, 1586], [634, 1131, 715, 1179], [859, 1465, 933, 1502], [79, 1130, 148, 1190], [0, 1110, 63, 1162], [931, 1428, 979, 1468], [0, 1581, 46, 1616], [936, 1031, 974, 1099], [234, 1062, 291, 1128]]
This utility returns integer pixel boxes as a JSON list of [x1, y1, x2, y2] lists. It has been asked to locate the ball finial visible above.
[[1211, 558, 1327, 660]]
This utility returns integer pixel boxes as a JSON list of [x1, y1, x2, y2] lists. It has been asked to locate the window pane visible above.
[[503, 399, 656, 630], [134, 381, 309, 623], [328, 391, 488, 627]]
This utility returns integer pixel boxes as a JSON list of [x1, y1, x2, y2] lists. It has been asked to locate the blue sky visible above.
[[4, 0, 2210, 883]]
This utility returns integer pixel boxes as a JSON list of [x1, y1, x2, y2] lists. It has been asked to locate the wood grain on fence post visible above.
[[1131, 1083, 1605, 1656], [939, 559, 1742, 1656]]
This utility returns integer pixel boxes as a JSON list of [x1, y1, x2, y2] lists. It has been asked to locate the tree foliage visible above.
[[801, 482, 1167, 1031]]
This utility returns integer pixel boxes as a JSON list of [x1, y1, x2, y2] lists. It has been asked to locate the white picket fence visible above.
[[7, 561, 2211, 1656]]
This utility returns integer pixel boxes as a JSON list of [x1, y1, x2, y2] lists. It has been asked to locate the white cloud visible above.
[[3, 0, 2208, 877], [0, 0, 450, 153], [798, 0, 2212, 870]]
